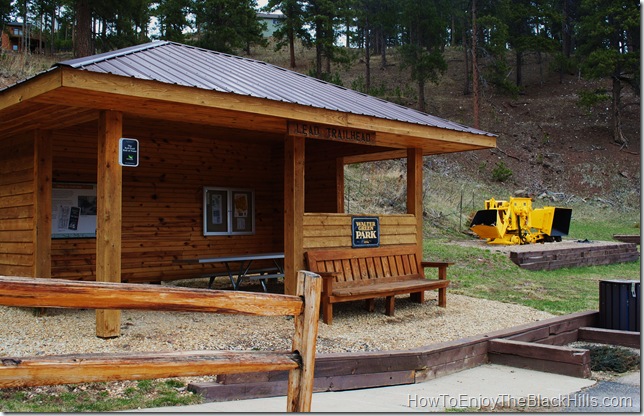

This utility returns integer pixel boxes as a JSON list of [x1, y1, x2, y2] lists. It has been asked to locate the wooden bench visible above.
[[0, 272, 322, 412], [305, 245, 452, 325]]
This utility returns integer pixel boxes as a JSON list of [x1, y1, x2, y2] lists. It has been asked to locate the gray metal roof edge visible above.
[[57, 40, 171, 68], [2, 40, 497, 139]]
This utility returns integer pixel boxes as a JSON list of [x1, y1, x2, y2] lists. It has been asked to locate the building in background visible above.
[[257, 13, 285, 38], [1, 21, 44, 53]]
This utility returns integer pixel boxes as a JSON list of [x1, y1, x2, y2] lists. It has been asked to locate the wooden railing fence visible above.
[[0, 271, 322, 412]]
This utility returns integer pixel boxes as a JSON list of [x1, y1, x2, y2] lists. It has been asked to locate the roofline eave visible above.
[[0, 68, 63, 112], [1, 67, 497, 152]]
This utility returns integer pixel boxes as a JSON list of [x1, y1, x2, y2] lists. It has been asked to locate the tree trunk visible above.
[[288, 27, 296, 68], [74, 0, 92, 58], [418, 78, 426, 112], [365, 25, 371, 92], [463, 20, 470, 95], [516, 50, 523, 87], [612, 76, 626, 146], [380, 30, 387, 69], [472, 0, 479, 128]]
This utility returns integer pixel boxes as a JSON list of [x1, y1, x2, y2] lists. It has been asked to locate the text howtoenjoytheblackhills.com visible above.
[[407, 393, 635, 411]]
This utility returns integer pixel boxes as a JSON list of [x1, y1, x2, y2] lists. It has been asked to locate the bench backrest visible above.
[[305, 245, 422, 288]]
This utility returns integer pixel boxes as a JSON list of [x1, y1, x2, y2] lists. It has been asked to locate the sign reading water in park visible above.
[[352, 216, 380, 248]]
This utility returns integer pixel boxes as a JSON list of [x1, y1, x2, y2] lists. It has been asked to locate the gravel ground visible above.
[[0, 284, 553, 358]]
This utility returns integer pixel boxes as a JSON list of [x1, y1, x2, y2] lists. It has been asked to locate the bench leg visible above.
[[385, 296, 395, 316], [365, 298, 375, 312], [410, 291, 424, 303], [322, 297, 333, 325], [438, 287, 447, 307]]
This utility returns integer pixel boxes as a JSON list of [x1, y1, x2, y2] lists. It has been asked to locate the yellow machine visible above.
[[470, 197, 572, 245]]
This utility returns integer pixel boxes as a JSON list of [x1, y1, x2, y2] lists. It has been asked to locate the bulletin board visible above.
[[52, 182, 97, 238]]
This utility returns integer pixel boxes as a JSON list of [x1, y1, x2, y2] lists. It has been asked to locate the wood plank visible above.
[[0, 350, 299, 388], [0, 275, 303, 316], [613, 235, 640, 244], [577, 327, 641, 349], [489, 353, 591, 378], [192, 370, 414, 402], [488, 339, 590, 365]]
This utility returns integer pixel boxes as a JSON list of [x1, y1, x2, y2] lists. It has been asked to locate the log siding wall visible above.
[[1, 125, 418, 284], [303, 213, 417, 249], [0, 134, 35, 277], [50, 127, 285, 283]]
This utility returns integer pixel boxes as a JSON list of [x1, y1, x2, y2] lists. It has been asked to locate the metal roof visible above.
[[57, 41, 495, 138]]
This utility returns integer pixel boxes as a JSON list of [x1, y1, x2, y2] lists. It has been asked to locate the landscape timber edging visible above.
[[189, 310, 633, 402]]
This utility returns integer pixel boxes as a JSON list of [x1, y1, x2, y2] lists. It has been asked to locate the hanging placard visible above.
[[119, 138, 139, 167], [352, 216, 380, 248]]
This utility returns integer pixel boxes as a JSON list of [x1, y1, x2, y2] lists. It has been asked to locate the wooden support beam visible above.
[[96, 111, 123, 338], [335, 157, 344, 213], [33, 129, 52, 279], [488, 338, 591, 378], [407, 148, 423, 255], [283, 135, 305, 296]]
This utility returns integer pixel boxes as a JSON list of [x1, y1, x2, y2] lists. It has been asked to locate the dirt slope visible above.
[[435, 54, 641, 208]]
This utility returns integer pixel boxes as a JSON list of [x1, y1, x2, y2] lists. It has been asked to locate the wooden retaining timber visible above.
[[613, 235, 641, 245], [190, 310, 641, 402], [509, 242, 639, 271], [487, 339, 591, 378]]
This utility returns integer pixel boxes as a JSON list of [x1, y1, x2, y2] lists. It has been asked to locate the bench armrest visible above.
[[421, 261, 454, 267], [420, 261, 454, 280], [317, 272, 338, 294]]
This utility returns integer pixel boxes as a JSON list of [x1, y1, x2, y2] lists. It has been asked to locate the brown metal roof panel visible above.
[[56, 41, 495, 138]]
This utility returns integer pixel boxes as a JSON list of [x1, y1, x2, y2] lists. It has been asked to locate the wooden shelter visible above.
[[0, 41, 496, 337]]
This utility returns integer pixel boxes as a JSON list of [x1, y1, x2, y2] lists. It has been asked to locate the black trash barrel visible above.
[[599, 280, 640, 331]]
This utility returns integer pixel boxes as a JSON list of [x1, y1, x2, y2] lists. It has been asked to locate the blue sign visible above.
[[352, 217, 380, 248]]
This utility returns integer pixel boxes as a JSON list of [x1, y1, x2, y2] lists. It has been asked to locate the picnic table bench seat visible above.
[[205, 267, 283, 290], [305, 245, 453, 325]]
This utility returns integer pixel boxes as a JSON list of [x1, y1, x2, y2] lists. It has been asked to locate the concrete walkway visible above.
[[131, 364, 634, 413], [564, 372, 640, 413]]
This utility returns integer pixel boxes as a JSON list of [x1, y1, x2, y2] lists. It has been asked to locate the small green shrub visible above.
[[491, 162, 512, 182]]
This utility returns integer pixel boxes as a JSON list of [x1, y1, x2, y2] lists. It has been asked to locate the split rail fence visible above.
[[0, 271, 322, 412]]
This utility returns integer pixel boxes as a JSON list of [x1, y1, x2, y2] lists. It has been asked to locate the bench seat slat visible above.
[[329, 279, 450, 303]]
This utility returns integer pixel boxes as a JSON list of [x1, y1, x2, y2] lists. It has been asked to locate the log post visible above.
[[287, 270, 322, 412], [284, 135, 305, 296], [407, 148, 423, 259], [33, 129, 52, 279], [96, 111, 123, 338]]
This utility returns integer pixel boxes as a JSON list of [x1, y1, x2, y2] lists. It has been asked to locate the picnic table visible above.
[[177, 252, 285, 292]]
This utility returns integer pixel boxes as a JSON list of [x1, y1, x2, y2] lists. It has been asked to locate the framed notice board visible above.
[[52, 182, 97, 238], [204, 187, 255, 236]]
